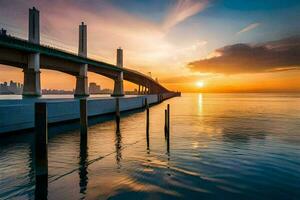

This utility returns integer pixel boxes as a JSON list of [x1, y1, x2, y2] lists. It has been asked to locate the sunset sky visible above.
[[0, 0, 300, 92]]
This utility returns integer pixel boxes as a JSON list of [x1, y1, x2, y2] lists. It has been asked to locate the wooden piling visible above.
[[167, 104, 170, 136], [116, 98, 120, 132], [146, 100, 149, 130], [34, 102, 48, 199], [144, 98, 148, 109], [146, 108, 150, 150], [166, 132, 170, 153], [166, 104, 170, 153], [80, 99, 88, 136], [164, 109, 168, 138]]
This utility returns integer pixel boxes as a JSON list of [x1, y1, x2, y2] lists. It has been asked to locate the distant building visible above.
[[0, 28, 7, 36], [89, 82, 101, 94]]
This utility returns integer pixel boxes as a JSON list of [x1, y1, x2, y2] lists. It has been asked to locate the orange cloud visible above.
[[188, 36, 300, 74]]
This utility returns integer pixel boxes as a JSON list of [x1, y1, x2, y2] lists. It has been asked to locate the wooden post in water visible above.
[[166, 104, 171, 153], [34, 102, 48, 199], [167, 130, 170, 153], [144, 98, 148, 109], [80, 99, 88, 136], [164, 109, 168, 138], [167, 104, 170, 137], [116, 98, 120, 132], [145, 98, 150, 149]]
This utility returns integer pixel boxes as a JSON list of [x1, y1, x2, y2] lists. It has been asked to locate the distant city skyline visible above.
[[0, 0, 300, 92], [0, 80, 140, 95], [0, 80, 23, 94]]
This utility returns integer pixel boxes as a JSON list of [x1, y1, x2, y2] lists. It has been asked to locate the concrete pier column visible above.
[[138, 85, 141, 95], [75, 22, 89, 97], [142, 86, 145, 94], [29, 7, 40, 44], [112, 48, 124, 97], [75, 64, 89, 96], [23, 7, 41, 97], [148, 86, 151, 94]]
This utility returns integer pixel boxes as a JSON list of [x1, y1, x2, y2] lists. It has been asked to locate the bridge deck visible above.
[[0, 35, 169, 92]]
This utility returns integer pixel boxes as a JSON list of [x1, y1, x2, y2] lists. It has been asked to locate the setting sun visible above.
[[196, 81, 204, 88]]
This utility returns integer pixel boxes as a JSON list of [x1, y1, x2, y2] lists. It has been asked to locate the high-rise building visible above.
[[89, 82, 101, 94], [0, 28, 7, 36]]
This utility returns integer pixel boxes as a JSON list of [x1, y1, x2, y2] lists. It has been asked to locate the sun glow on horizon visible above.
[[196, 81, 205, 88]]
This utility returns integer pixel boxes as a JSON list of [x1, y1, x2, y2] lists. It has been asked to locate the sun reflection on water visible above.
[[198, 93, 203, 115]]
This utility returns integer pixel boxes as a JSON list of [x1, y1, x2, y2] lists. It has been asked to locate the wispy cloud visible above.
[[162, 0, 209, 30], [237, 23, 260, 35]]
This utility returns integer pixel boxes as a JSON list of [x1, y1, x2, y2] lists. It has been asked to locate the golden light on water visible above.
[[198, 93, 203, 114]]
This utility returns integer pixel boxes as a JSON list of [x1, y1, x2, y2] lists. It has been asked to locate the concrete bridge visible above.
[[0, 7, 170, 97]]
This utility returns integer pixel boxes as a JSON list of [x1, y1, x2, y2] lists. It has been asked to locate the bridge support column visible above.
[[112, 73, 124, 96], [138, 85, 140, 95], [142, 86, 145, 94], [23, 7, 41, 97], [23, 55, 41, 96], [112, 48, 124, 97], [75, 22, 89, 97], [75, 64, 89, 97]]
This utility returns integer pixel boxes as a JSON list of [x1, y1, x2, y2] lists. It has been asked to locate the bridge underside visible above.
[[0, 45, 168, 94]]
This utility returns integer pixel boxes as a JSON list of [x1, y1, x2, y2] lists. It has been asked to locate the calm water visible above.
[[0, 93, 300, 199]]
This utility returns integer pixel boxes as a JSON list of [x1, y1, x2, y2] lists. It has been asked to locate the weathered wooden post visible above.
[[144, 98, 148, 109], [166, 104, 171, 153], [167, 131, 170, 153], [34, 102, 48, 199], [116, 98, 120, 132], [167, 104, 170, 136], [164, 109, 168, 138], [80, 99, 88, 136], [145, 98, 150, 149]]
